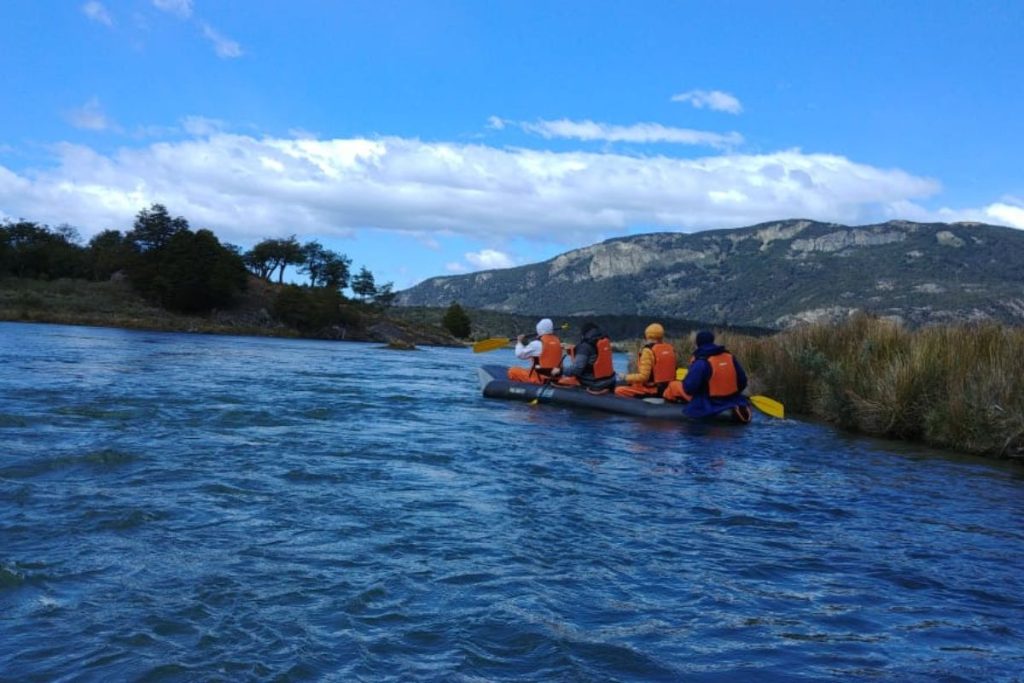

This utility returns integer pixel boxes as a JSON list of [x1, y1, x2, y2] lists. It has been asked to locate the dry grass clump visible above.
[[675, 314, 1024, 459]]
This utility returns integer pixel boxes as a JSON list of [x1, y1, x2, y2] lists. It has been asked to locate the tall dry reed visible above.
[[671, 314, 1024, 459]]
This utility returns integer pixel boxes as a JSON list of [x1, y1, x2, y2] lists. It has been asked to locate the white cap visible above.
[[536, 318, 554, 335]]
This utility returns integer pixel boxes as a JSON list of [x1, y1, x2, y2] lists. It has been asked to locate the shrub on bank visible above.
[[694, 314, 1024, 459]]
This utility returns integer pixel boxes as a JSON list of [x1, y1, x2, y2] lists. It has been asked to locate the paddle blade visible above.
[[675, 367, 688, 381], [472, 337, 512, 353], [750, 395, 785, 419]]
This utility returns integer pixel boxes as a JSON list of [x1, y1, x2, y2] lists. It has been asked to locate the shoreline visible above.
[[0, 313, 467, 349], [0, 277, 462, 348]]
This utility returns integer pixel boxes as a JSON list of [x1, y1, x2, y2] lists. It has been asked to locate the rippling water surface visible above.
[[2, 322, 1023, 681]]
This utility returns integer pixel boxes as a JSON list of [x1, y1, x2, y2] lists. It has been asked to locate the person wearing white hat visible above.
[[507, 318, 565, 384]]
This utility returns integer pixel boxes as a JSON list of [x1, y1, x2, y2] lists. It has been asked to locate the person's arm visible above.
[[625, 347, 653, 384], [682, 358, 708, 396], [514, 338, 542, 360], [561, 342, 592, 377]]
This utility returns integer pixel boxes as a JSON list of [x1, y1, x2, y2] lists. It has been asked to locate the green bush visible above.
[[129, 228, 247, 313], [273, 285, 348, 332]]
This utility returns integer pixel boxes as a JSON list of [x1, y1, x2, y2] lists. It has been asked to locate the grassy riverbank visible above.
[[0, 277, 301, 337], [0, 277, 458, 346], [708, 315, 1024, 460]]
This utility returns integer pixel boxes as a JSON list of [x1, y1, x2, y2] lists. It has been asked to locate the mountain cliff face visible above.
[[397, 220, 1024, 328]]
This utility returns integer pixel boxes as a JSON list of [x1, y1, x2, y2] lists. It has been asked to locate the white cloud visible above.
[[181, 115, 226, 136], [445, 262, 468, 273], [983, 202, 1024, 229], [671, 90, 744, 115], [65, 97, 117, 131], [200, 22, 243, 58], [0, 132, 986, 248], [487, 116, 506, 130], [153, 0, 192, 18], [465, 249, 515, 270], [82, 1, 113, 26], [151, 0, 241, 60], [879, 197, 1024, 230], [515, 118, 742, 149]]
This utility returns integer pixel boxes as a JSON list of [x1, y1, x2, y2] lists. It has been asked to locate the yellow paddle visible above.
[[674, 367, 785, 418], [472, 323, 571, 353], [472, 337, 512, 353], [749, 395, 785, 419]]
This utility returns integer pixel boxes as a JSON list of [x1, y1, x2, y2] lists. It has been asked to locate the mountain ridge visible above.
[[396, 219, 1024, 328]]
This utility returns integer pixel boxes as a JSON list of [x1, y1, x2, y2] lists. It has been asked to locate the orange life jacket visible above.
[[707, 352, 741, 397], [531, 334, 563, 376], [592, 337, 614, 380], [645, 342, 677, 385]]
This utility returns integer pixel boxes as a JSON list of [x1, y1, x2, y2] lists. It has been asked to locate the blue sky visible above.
[[1, 1, 1022, 289]]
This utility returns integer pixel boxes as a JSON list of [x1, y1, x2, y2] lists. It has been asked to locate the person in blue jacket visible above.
[[680, 330, 752, 422]]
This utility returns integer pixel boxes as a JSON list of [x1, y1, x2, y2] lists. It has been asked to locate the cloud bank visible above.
[[983, 202, 1024, 228], [7, 131, 1008, 251]]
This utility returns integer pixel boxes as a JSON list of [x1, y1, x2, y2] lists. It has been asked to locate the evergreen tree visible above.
[[300, 240, 352, 290], [351, 266, 377, 301], [274, 236, 305, 283], [371, 281, 396, 310], [127, 204, 188, 252], [243, 236, 304, 283], [0, 220, 86, 279], [124, 205, 247, 312], [243, 239, 279, 280], [86, 229, 133, 280], [442, 302, 472, 338]]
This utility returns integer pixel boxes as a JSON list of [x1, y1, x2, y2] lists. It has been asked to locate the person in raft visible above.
[[663, 330, 753, 422], [614, 323, 677, 399], [550, 321, 616, 393], [507, 318, 564, 384]]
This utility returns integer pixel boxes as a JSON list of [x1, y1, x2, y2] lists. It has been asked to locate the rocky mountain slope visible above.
[[397, 220, 1024, 328]]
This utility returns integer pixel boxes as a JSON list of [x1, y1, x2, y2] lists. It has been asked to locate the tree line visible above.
[[240, 234, 393, 306], [0, 204, 394, 327]]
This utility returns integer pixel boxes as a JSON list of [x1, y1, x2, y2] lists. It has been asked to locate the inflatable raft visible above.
[[478, 364, 746, 422]]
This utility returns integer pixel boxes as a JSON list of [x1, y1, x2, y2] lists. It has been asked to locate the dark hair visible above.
[[581, 321, 598, 335]]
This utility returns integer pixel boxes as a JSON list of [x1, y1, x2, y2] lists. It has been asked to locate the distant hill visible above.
[[396, 220, 1024, 328]]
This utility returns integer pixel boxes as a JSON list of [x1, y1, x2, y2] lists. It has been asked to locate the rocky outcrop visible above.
[[790, 229, 906, 254]]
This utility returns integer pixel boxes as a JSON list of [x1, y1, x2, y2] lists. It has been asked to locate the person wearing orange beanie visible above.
[[614, 323, 677, 399]]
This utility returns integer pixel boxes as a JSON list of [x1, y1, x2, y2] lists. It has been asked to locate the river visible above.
[[1, 322, 1022, 681]]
